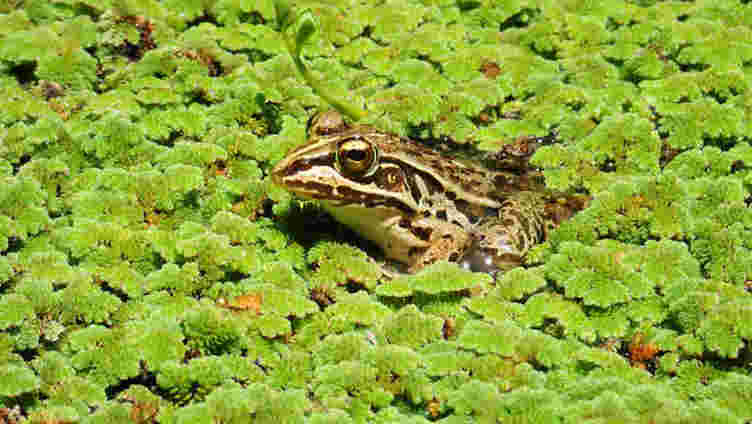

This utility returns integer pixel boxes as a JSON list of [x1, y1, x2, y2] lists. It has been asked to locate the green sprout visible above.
[[274, 0, 367, 121]]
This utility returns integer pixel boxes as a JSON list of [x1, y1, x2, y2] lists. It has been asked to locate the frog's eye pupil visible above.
[[346, 150, 367, 161]]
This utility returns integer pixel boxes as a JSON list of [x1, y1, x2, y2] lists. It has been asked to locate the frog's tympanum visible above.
[[272, 111, 576, 274]]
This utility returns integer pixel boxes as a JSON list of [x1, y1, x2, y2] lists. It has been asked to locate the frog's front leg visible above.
[[459, 191, 547, 273], [405, 217, 473, 273]]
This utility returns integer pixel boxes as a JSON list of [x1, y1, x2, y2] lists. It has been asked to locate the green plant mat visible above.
[[1, 0, 752, 422]]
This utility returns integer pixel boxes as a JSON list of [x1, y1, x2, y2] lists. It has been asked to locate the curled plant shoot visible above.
[[274, 0, 367, 121]]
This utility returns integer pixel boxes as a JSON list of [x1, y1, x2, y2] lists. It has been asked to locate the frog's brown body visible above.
[[272, 111, 575, 273]]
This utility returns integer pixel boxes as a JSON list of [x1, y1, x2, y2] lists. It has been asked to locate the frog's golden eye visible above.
[[336, 138, 378, 177]]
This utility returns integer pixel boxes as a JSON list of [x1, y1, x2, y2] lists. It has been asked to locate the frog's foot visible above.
[[458, 232, 524, 274]]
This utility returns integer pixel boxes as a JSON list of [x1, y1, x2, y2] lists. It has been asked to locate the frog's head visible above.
[[271, 111, 420, 213]]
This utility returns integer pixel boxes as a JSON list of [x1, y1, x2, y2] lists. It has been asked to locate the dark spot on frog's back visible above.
[[430, 158, 445, 171], [411, 225, 432, 241], [493, 174, 515, 187], [461, 181, 477, 193], [457, 167, 477, 178], [494, 173, 538, 192]]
